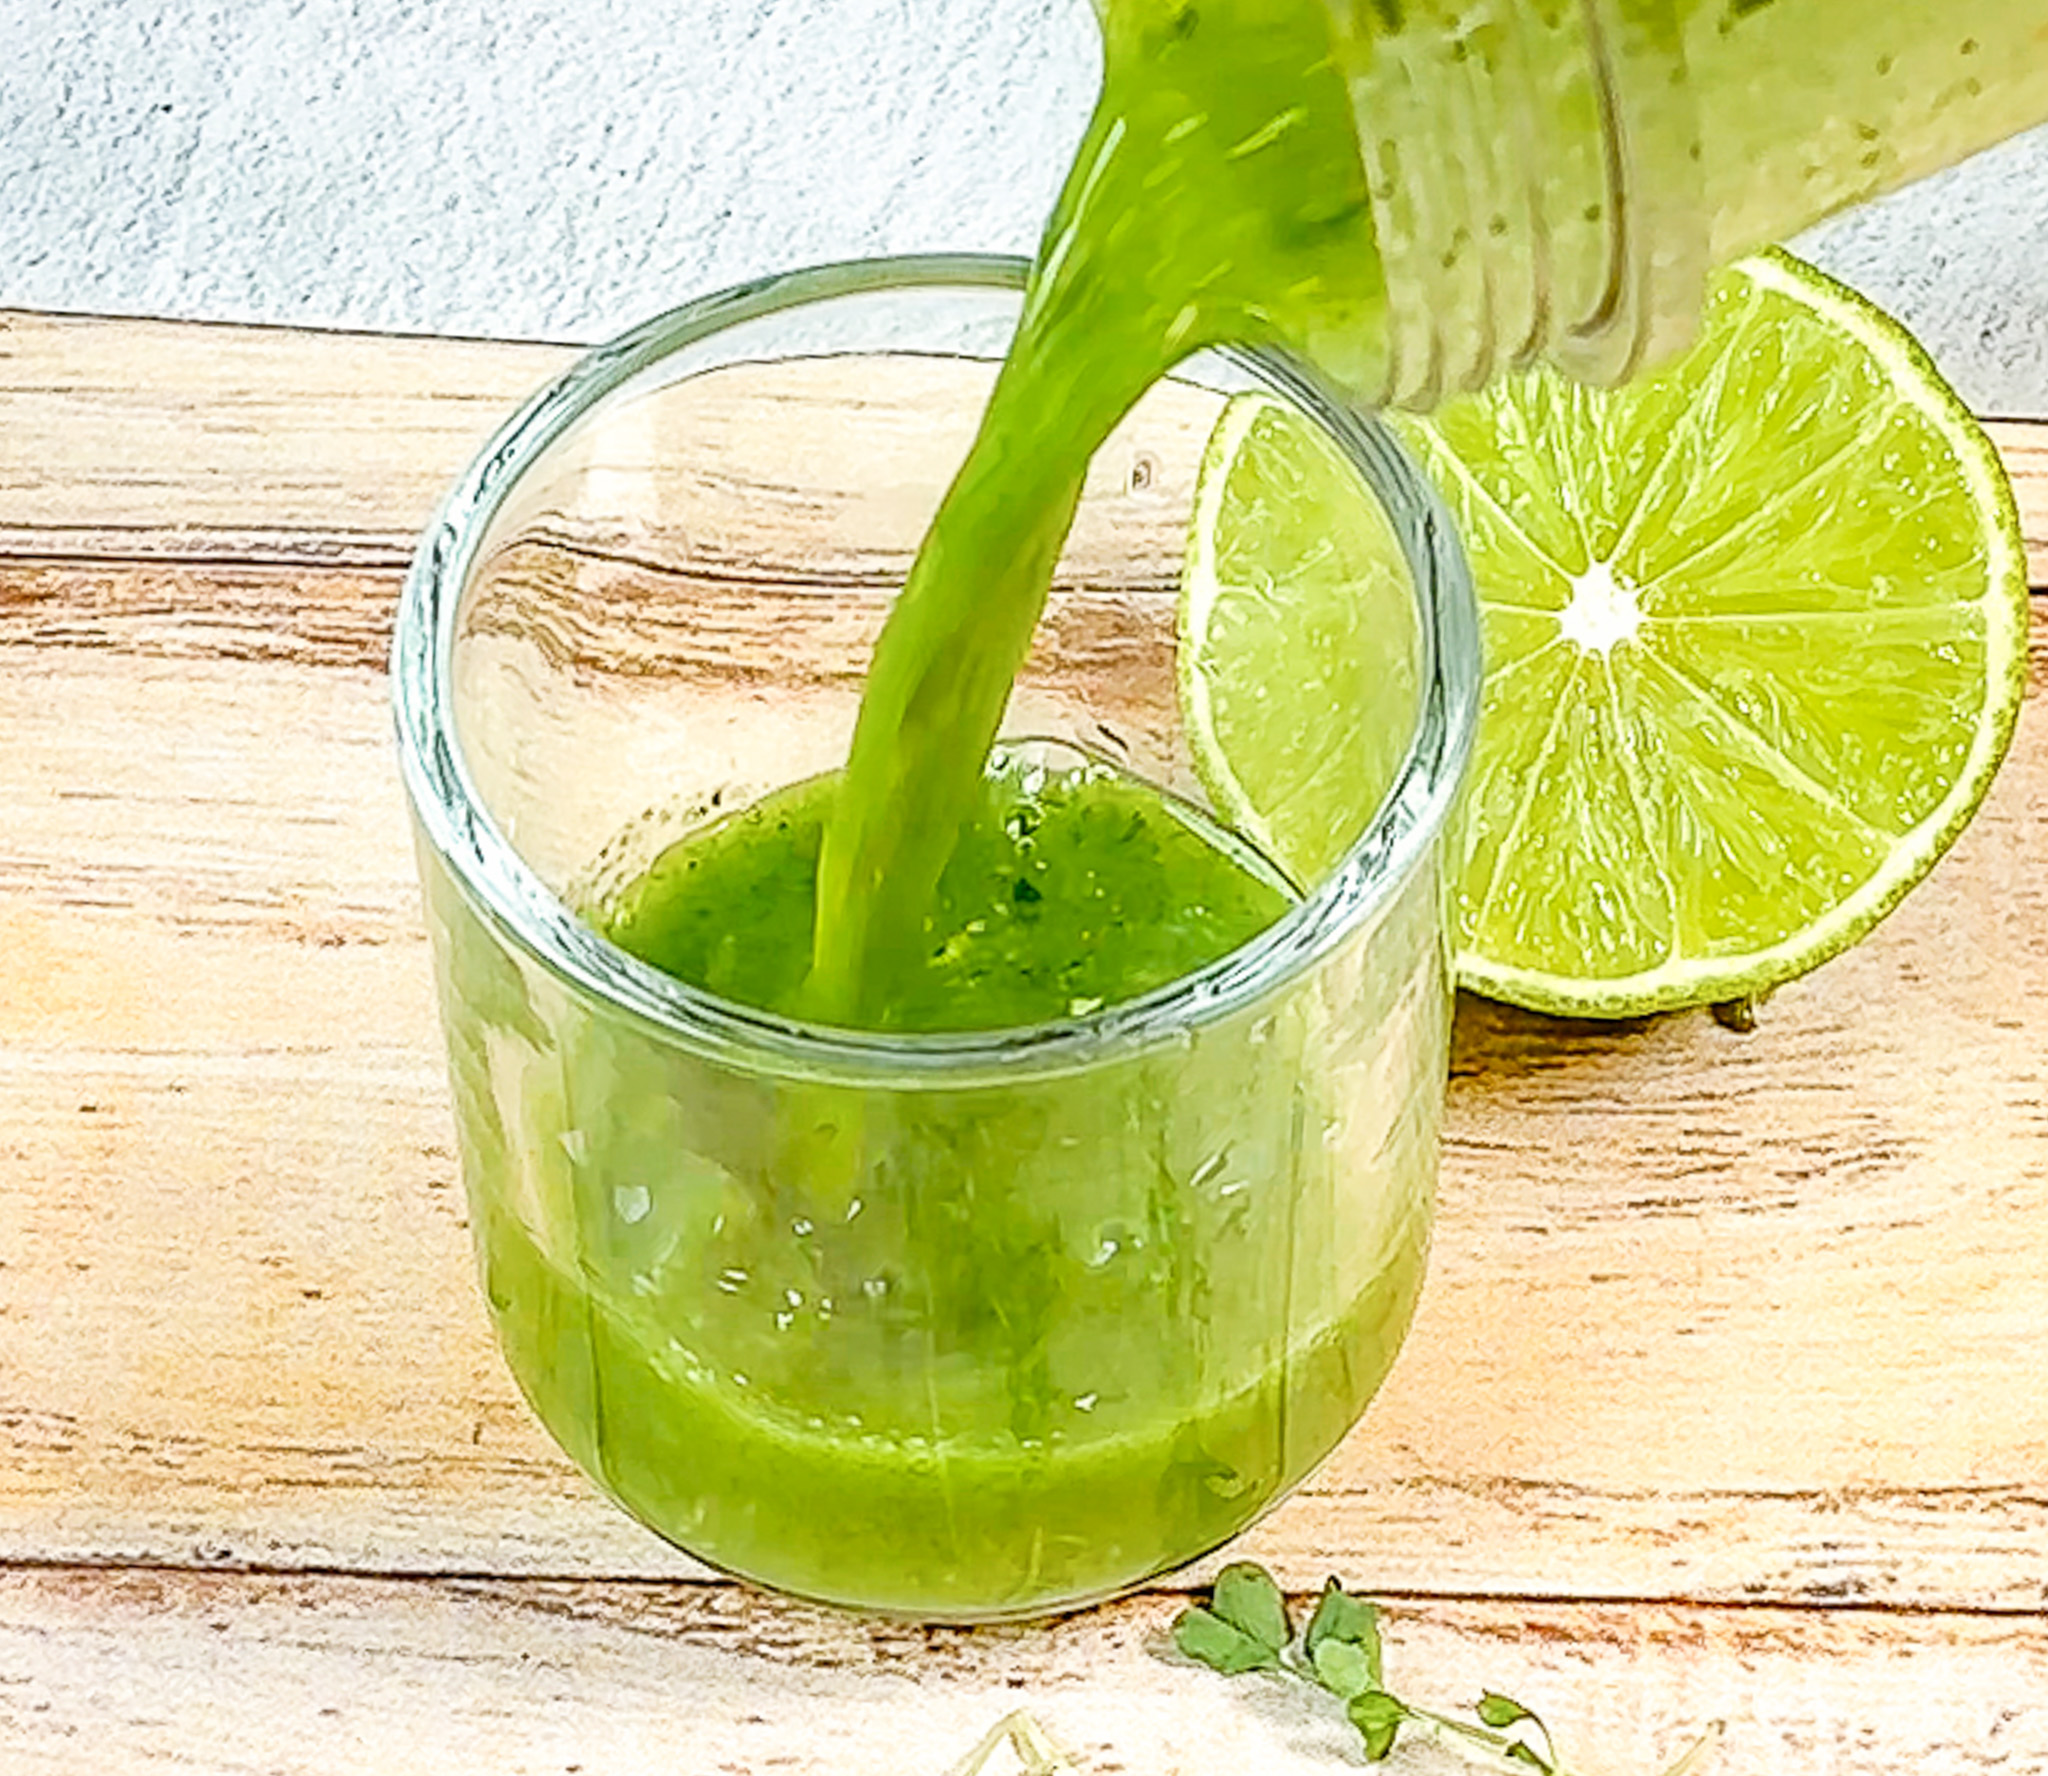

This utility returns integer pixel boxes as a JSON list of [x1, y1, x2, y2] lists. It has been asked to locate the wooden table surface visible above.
[[2, 308, 2046, 1775]]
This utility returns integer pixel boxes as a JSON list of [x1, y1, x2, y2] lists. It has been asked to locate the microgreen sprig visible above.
[[1171, 1563, 1723, 1776]]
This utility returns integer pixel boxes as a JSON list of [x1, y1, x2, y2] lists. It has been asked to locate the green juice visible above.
[[462, 759, 1430, 1613], [604, 752, 1295, 1033], [477, 1193, 1422, 1615], [434, 748, 1440, 1614]]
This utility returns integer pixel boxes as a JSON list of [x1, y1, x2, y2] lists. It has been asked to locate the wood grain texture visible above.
[[3, 311, 2048, 1773], [4, 309, 2042, 581], [3, 624, 2044, 1607], [1984, 418, 2048, 585], [3, 1569, 2044, 1776], [0, 309, 572, 564]]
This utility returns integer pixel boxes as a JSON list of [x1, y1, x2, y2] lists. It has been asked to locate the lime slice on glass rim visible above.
[[1180, 248, 2030, 1018]]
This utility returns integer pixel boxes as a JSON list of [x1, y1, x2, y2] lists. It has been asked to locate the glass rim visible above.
[[392, 253, 1481, 1084]]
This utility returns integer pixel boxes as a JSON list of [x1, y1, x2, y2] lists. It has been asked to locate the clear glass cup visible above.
[[392, 256, 1480, 1621]]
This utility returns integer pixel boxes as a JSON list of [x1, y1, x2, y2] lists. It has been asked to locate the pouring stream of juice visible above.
[[807, 0, 2048, 1022], [806, 0, 1384, 1021]]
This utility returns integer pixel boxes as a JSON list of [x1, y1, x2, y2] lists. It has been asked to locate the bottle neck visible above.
[[1323, 0, 1709, 408], [1325, 0, 2048, 409]]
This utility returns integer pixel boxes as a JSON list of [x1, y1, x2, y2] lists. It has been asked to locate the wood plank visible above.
[[3, 308, 2044, 585], [1984, 418, 2048, 586], [0, 561, 401, 667], [0, 310, 573, 564], [2, 622, 2043, 1606], [0, 558, 1180, 691], [5, 302, 2041, 1776], [3, 1568, 2043, 1776]]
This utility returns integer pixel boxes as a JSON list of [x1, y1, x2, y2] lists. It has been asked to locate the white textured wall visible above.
[[5, 0, 2047, 414]]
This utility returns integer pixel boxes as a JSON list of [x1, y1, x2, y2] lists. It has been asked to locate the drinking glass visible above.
[[392, 256, 1479, 1620]]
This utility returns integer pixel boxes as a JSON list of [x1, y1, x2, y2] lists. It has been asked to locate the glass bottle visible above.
[[1316, 0, 2048, 404]]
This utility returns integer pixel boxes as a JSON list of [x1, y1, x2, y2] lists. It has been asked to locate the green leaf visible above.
[[1347, 1690, 1406, 1763], [1173, 1605, 1279, 1675], [1477, 1693, 1538, 1731], [1477, 1691, 1558, 1770], [1310, 1638, 1374, 1700], [1303, 1580, 1383, 1684], [1209, 1561, 1291, 1653]]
